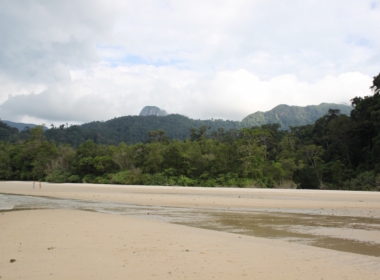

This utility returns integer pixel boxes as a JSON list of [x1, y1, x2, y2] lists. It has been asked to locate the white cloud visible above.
[[182, 70, 372, 120], [0, 67, 371, 124], [0, 0, 379, 124]]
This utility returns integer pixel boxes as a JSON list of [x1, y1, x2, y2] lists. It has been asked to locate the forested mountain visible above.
[[1, 120, 48, 131], [2, 103, 351, 147], [0, 73, 379, 191], [43, 103, 350, 146], [43, 114, 241, 147], [0, 121, 19, 141], [242, 103, 352, 129], [0, 121, 32, 142]]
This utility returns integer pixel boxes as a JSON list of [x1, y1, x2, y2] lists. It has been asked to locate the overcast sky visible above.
[[0, 0, 379, 125]]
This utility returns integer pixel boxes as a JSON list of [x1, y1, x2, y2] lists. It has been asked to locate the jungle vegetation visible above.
[[2, 103, 352, 147], [0, 74, 379, 190]]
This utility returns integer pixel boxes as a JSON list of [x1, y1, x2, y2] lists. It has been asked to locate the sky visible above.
[[0, 0, 379, 126]]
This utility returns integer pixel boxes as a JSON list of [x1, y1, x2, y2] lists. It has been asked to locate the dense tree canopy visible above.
[[1, 74, 380, 190]]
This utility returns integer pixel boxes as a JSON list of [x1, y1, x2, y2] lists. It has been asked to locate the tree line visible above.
[[0, 73, 379, 190]]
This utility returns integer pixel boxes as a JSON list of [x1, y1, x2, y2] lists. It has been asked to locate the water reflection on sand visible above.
[[1, 193, 380, 257]]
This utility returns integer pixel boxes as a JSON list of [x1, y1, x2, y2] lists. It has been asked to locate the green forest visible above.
[[43, 115, 241, 147], [241, 103, 352, 130], [0, 74, 379, 190], [1, 103, 352, 148]]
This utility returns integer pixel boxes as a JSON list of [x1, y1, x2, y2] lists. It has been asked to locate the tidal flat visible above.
[[1, 181, 380, 279]]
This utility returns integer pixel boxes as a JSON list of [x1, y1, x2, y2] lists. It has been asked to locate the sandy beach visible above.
[[1, 181, 380, 279]]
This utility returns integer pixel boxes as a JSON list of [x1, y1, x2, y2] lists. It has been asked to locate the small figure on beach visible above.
[[33, 181, 35, 189], [39, 182, 41, 189]]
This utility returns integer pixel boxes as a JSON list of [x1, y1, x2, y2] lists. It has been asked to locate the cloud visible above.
[[0, 0, 379, 124], [0, 84, 112, 124], [108, 0, 380, 77], [0, 0, 112, 84], [0, 67, 371, 124]]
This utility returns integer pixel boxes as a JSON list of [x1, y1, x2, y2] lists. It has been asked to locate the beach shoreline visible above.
[[1, 181, 380, 279], [1, 181, 380, 218]]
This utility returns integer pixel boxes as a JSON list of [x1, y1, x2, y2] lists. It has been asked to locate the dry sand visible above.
[[1, 181, 380, 279]]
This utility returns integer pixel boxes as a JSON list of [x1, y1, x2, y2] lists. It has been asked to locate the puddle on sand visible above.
[[1, 193, 380, 257], [177, 211, 380, 257]]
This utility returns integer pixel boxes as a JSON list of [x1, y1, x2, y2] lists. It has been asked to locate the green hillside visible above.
[[0, 121, 19, 142], [2, 120, 48, 131], [241, 103, 352, 129], [1, 103, 353, 147], [0, 121, 33, 142], [1, 73, 379, 192], [43, 114, 241, 147]]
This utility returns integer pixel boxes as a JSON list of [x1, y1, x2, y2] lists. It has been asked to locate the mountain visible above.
[[44, 102, 350, 147], [0, 121, 19, 141], [241, 103, 352, 130], [42, 115, 240, 147], [1, 103, 353, 147], [139, 106, 168, 116], [1, 120, 48, 131]]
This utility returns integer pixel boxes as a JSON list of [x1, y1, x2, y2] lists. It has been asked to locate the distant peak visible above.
[[139, 106, 168, 116], [241, 103, 353, 130]]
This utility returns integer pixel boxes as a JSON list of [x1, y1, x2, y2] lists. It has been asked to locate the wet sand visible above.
[[1, 181, 380, 218], [1, 181, 380, 279]]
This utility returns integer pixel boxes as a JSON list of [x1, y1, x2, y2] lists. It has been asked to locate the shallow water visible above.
[[1, 193, 380, 257]]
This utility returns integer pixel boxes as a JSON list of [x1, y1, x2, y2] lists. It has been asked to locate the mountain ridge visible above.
[[241, 103, 352, 129], [2, 103, 353, 146], [1, 120, 48, 131]]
